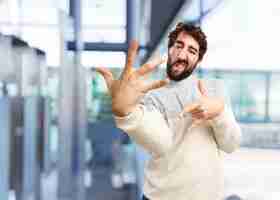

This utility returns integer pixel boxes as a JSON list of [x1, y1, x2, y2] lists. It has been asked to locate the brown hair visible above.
[[168, 22, 207, 61]]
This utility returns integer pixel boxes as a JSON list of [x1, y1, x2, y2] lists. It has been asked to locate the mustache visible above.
[[171, 59, 188, 67]]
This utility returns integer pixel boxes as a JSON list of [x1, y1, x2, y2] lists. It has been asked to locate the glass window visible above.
[[22, 26, 60, 66], [82, 0, 126, 43], [199, 69, 221, 79], [88, 68, 126, 122], [83, 27, 126, 43], [0, 25, 17, 37], [269, 73, 280, 121], [82, 0, 126, 26], [0, 0, 18, 24], [82, 51, 126, 68], [21, 8, 58, 25], [202, 0, 280, 71], [218, 72, 267, 122], [239, 73, 266, 121], [19, 0, 65, 25], [0, 0, 67, 67], [216, 72, 242, 118]]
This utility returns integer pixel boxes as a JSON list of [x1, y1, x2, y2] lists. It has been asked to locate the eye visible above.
[[175, 44, 181, 49], [189, 49, 197, 55], [174, 42, 183, 49], [190, 50, 196, 55]]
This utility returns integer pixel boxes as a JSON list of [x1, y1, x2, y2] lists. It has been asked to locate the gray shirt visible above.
[[141, 75, 229, 133]]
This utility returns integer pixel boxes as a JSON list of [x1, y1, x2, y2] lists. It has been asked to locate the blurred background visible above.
[[0, 0, 279, 200]]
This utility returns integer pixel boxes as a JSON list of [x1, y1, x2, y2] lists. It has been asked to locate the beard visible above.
[[166, 58, 197, 81]]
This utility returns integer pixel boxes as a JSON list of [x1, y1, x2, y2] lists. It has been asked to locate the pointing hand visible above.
[[180, 80, 224, 123]]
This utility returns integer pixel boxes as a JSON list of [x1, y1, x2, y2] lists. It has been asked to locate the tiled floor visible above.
[[86, 165, 137, 200], [35, 147, 280, 200], [223, 147, 280, 200], [40, 165, 137, 200]]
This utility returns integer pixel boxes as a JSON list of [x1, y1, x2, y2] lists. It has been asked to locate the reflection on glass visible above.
[[219, 72, 266, 122], [83, 0, 126, 26], [83, 27, 126, 43], [82, 51, 126, 68], [239, 73, 266, 121], [82, 0, 126, 43], [269, 74, 280, 121]]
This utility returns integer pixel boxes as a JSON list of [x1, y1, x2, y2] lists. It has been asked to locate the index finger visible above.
[[121, 40, 138, 80], [179, 102, 201, 118], [184, 102, 201, 113], [142, 78, 169, 93], [133, 56, 166, 79]]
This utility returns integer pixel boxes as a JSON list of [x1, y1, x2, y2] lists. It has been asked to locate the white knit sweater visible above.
[[115, 77, 242, 200]]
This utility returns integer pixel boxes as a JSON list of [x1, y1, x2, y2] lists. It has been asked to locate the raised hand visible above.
[[96, 40, 169, 117], [180, 80, 224, 122]]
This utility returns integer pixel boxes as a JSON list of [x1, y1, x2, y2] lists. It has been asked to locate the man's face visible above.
[[167, 31, 200, 81]]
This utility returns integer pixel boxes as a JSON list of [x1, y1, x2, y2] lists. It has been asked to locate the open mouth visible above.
[[171, 62, 187, 74]]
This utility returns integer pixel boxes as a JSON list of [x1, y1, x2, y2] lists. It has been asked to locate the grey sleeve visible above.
[[114, 92, 173, 157]]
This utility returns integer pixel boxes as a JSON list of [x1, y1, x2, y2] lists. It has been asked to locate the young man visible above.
[[97, 22, 241, 200]]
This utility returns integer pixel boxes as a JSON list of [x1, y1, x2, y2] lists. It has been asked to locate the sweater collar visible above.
[[168, 74, 197, 88]]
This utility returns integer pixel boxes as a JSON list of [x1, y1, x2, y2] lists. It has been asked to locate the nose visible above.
[[177, 49, 187, 60]]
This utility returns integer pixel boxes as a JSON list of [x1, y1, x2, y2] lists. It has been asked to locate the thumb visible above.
[[198, 79, 208, 97], [95, 67, 114, 92], [142, 79, 169, 93]]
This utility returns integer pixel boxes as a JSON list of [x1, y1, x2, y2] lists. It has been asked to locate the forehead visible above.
[[176, 31, 199, 50]]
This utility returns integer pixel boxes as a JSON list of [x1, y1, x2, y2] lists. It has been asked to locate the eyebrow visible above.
[[175, 40, 184, 46]]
